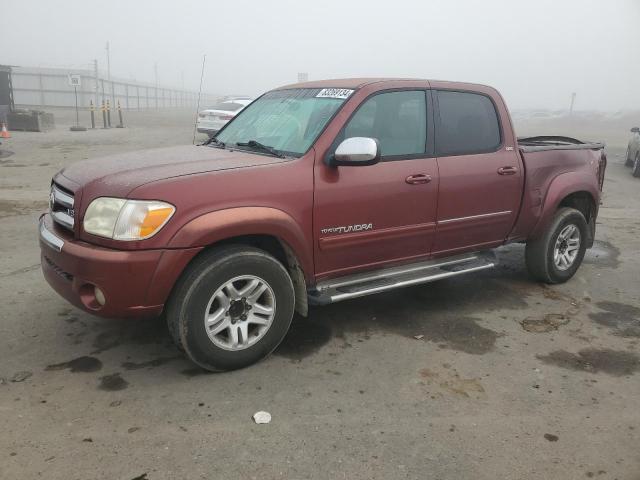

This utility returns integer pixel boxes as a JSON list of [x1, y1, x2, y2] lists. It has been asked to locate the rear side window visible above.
[[435, 91, 501, 155], [344, 90, 427, 157]]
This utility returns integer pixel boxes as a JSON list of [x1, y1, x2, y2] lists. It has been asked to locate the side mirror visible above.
[[327, 137, 381, 167], [631, 127, 640, 133]]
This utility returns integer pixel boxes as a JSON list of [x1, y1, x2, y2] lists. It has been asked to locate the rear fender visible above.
[[167, 207, 314, 282], [529, 171, 599, 241]]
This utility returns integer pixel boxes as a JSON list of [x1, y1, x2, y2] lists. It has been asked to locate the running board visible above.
[[308, 251, 497, 305]]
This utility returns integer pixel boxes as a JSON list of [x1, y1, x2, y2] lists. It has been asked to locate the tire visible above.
[[633, 153, 640, 178], [525, 207, 588, 284], [625, 147, 634, 167], [165, 245, 295, 371]]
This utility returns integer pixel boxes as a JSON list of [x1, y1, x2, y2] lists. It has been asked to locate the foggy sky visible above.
[[2, 0, 639, 111]]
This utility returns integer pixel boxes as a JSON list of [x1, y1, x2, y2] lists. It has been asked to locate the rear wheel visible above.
[[166, 246, 295, 371], [633, 153, 640, 178], [525, 207, 588, 284]]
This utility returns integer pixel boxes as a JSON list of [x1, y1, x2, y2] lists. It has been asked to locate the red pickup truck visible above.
[[40, 78, 606, 371]]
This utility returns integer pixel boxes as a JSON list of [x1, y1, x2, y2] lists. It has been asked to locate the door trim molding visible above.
[[438, 210, 512, 225]]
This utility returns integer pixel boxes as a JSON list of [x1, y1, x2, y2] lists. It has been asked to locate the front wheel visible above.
[[166, 246, 295, 371], [633, 153, 640, 178], [525, 207, 588, 284]]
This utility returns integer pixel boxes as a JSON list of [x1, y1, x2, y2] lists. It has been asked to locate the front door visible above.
[[313, 90, 439, 278], [431, 89, 523, 256]]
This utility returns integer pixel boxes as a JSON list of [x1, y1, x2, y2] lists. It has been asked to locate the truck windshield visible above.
[[215, 88, 351, 157]]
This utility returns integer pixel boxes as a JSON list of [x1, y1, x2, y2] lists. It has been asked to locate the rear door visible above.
[[432, 89, 522, 256], [313, 89, 439, 278]]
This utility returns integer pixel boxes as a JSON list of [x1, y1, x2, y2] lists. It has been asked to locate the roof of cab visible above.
[[274, 78, 497, 94], [275, 78, 413, 90]]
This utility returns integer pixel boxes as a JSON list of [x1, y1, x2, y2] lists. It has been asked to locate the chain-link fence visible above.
[[10, 66, 218, 110]]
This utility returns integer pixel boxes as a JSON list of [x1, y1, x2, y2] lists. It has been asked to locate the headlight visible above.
[[83, 198, 175, 240]]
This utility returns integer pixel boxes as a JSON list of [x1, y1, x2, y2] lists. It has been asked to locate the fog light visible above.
[[94, 286, 106, 306]]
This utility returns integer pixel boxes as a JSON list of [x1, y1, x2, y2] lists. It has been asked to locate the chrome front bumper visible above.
[[39, 217, 64, 252]]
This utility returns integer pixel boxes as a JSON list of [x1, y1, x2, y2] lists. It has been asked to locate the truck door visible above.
[[432, 89, 522, 256], [313, 89, 439, 278]]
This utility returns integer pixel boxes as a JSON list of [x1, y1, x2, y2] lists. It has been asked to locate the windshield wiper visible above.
[[235, 140, 285, 158], [204, 136, 225, 148]]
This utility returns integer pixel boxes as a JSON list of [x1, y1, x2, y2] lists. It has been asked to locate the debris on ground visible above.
[[11, 371, 32, 382], [253, 411, 272, 424], [521, 314, 569, 333], [413, 334, 424, 340]]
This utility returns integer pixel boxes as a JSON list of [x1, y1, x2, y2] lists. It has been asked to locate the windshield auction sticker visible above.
[[316, 88, 354, 99]]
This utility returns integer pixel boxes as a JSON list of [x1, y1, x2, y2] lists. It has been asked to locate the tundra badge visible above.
[[321, 223, 373, 235]]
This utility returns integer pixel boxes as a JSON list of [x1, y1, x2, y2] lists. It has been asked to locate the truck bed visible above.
[[518, 136, 605, 153]]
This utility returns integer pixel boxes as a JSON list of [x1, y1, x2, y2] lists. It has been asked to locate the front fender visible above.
[[529, 171, 600, 240], [167, 207, 314, 281]]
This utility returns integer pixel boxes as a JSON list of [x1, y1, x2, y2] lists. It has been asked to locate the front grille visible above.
[[44, 256, 73, 282], [50, 183, 75, 232]]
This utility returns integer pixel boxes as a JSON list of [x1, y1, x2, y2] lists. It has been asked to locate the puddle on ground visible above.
[[181, 367, 213, 377], [98, 373, 129, 391], [275, 319, 333, 360], [584, 240, 620, 268], [45, 356, 102, 373], [590, 301, 640, 338], [537, 348, 640, 376], [121, 356, 181, 370], [0, 150, 15, 160], [91, 317, 173, 354]]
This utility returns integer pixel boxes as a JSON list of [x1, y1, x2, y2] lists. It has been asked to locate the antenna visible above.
[[192, 55, 206, 145]]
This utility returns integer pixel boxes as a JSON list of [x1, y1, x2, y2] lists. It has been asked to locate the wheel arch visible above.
[[530, 172, 600, 247], [166, 207, 312, 316]]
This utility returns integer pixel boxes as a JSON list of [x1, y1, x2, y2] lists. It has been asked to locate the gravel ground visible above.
[[1, 108, 639, 480]]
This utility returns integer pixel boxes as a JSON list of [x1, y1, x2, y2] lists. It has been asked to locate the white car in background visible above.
[[197, 97, 253, 137]]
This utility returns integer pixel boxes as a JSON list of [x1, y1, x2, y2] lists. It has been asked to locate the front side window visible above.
[[343, 90, 427, 157], [216, 88, 349, 157], [435, 90, 501, 155]]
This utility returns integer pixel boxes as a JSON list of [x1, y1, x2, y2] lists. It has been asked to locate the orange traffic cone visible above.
[[0, 123, 10, 139]]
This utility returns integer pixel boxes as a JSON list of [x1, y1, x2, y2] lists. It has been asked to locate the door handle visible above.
[[497, 166, 518, 175], [405, 174, 432, 185]]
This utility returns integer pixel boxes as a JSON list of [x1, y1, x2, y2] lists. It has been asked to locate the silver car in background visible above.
[[196, 97, 253, 137]]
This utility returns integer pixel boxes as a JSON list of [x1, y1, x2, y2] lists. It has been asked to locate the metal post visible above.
[[116, 100, 124, 128], [38, 73, 45, 106], [90, 100, 96, 129], [101, 101, 107, 128], [106, 99, 111, 127], [106, 41, 115, 106], [74, 86, 79, 125], [93, 59, 99, 108], [69, 85, 86, 131], [154, 62, 159, 110], [569, 92, 576, 116]]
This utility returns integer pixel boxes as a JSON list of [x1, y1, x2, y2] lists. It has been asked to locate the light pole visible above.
[[106, 41, 114, 105]]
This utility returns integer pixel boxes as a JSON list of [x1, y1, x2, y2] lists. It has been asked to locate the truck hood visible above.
[[58, 145, 289, 197]]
